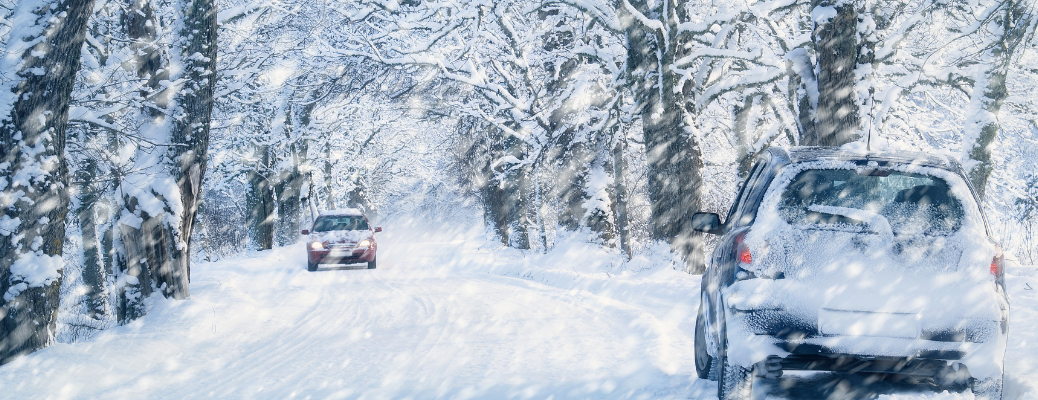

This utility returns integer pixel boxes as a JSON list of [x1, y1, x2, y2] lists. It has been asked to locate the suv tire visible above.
[[695, 297, 717, 380], [970, 376, 1003, 400], [717, 302, 754, 400]]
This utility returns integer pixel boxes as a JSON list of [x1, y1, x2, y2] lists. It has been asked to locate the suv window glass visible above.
[[778, 169, 964, 236], [313, 216, 369, 232], [726, 161, 766, 229]]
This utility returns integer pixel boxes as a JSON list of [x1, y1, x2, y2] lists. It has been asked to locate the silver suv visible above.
[[692, 148, 1009, 400]]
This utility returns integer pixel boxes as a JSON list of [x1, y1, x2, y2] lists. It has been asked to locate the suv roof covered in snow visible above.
[[768, 147, 961, 170]]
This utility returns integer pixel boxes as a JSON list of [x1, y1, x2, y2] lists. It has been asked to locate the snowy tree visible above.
[[329, 0, 631, 251], [107, 0, 217, 321], [59, 0, 218, 323], [961, 0, 1036, 199], [0, 0, 95, 363]]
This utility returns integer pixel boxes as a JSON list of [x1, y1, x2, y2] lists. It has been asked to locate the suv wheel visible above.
[[307, 261, 317, 272], [695, 297, 717, 380], [367, 258, 376, 269], [717, 302, 754, 400], [970, 377, 1003, 400]]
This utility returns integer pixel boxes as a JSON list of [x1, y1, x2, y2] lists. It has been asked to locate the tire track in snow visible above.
[[156, 258, 387, 398]]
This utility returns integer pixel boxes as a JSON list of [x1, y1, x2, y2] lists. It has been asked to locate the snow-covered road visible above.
[[2, 226, 1037, 399]]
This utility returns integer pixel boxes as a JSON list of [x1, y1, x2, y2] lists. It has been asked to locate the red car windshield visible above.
[[313, 216, 369, 232]]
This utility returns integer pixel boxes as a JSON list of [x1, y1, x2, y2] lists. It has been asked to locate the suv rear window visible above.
[[313, 216, 369, 232], [778, 168, 964, 236]]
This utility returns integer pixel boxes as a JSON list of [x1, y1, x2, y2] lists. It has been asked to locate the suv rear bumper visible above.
[[724, 313, 1007, 380], [779, 353, 956, 376]]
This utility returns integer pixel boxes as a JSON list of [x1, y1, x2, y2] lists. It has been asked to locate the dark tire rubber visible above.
[[970, 376, 1003, 400], [717, 300, 754, 400], [367, 258, 376, 269], [695, 299, 717, 380], [307, 261, 317, 272], [718, 349, 754, 400]]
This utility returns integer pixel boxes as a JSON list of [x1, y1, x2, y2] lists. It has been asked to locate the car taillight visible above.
[[735, 232, 752, 266], [990, 248, 1004, 278], [739, 247, 753, 265], [732, 231, 757, 282]]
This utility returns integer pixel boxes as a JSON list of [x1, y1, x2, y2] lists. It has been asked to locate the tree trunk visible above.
[[583, 156, 616, 247], [169, 0, 218, 287], [534, 166, 550, 252], [76, 160, 107, 319], [483, 179, 510, 246], [101, 217, 115, 276], [298, 98, 319, 227], [786, 47, 816, 144], [612, 133, 633, 259], [556, 140, 591, 232], [324, 144, 337, 210], [807, 0, 860, 147], [622, 0, 706, 273], [0, 0, 95, 364], [344, 173, 368, 212], [248, 146, 275, 250], [277, 143, 307, 245], [510, 164, 532, 250], [964, 1, 1033, 200], [480, 132, 531, 249], [733, 95, 756, 179], [116, 206, 160, 322], [115, 0, 186, 320], [276, 104, 307, 246], [483, 154, 510, 246]]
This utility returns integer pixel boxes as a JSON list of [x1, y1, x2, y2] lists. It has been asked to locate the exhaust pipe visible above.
[[755, 356, 783, 379]]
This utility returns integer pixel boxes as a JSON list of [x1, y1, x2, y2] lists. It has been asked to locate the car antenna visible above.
[[866, 99, 876, 152], [866, 126, 872, 152]]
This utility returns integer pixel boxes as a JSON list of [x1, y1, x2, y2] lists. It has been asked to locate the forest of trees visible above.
[[1, 0, 1036, 363]]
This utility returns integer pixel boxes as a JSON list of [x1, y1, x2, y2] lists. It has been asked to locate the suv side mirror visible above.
[[691, 212, 722, 235], [374, 227, 383, 233], [301, 229, 309, 235]]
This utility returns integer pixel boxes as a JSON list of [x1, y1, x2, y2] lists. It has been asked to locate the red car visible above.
[[301, 209, 382, 271]]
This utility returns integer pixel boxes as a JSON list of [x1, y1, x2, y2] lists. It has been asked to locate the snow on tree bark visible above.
[[622, 0, 706, 273], [115, 0, 174, 321], [0, 0, 95, 364], [247, 145, 275, 251], [964, 0, 1034, 200], [75, 159, 108, 319], [113, 0, 217, 321], [274, 94, 309, 246], [169, 0, 218, 286], [806, 0, 860, 147], [611, 130, 632, 259], [733, 95, 756, 179]]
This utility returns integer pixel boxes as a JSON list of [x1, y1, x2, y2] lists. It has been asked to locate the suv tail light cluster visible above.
[[734, 232, 750, 263], [738, 244, 753, 265], [734, 232, 755, 281], [990, 248, 1004, 279], [732, 231, 785, 281]]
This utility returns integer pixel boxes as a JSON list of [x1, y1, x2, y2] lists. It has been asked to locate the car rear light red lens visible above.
[[990, 248, 1004, 277], [739, 248, 753, 264], [734, 231, 752, 265]]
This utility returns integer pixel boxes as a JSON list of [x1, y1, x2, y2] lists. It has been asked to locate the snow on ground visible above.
[[1, 222, 1037, 400]]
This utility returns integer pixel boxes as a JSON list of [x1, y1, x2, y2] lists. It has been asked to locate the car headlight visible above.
[[310, 242, 324, 250], [357, 240, 371, 248]]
